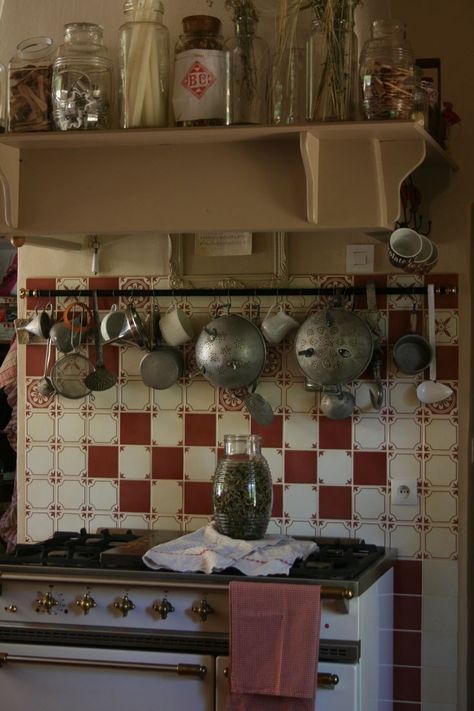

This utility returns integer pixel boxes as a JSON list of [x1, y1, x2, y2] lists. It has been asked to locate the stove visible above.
[[0, 530, 395, 711]]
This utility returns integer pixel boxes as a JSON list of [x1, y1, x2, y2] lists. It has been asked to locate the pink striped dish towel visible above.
[[226, 581, 321, 711]]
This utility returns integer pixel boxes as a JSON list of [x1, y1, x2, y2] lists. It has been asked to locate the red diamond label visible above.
[[181, 61, 216, 99]]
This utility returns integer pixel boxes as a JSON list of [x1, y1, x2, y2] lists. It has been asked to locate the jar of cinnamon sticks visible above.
[[8, 36, 55, 132]]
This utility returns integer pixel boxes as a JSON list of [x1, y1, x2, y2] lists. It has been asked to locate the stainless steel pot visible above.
[[195, 312, 266, 389], [295, 306, 374, 387]]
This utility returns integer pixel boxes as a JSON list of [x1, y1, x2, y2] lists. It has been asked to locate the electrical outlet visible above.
[[391, 479, 418, 506]]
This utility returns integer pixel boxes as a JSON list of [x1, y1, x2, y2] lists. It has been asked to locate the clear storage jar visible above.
[[119, 0, 169, 128], [225, 12, 270, 125], [8, 36, 54, 132], [306, 0, 357, 122], [52, 23, 113, 131], [359, 18, 415, 120], [172, 15, 225, 127], [213, 434, 272, 540]]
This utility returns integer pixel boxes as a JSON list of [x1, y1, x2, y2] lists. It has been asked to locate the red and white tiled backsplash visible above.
[[20, 273, 459, 560]]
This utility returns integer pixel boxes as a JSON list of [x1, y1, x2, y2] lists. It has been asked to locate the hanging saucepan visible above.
[[295, 305, 374, 387], [194, 310, 273, 425]]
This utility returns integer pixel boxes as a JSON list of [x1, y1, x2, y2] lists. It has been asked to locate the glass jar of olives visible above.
[[213, 434, 272, 540]]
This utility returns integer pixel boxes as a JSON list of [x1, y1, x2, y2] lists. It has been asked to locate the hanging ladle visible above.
[[84, 291, 118, 392], [320, 386, 355, 420], [416, 284, 453, 404]]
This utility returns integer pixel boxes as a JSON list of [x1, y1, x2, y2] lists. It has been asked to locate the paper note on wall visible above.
[[194, 232, 253, 257]]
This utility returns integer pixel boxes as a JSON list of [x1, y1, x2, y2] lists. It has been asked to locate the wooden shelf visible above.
[[0, 121, 455, 238]]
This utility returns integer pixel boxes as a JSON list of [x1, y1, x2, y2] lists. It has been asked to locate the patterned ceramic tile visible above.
[[184, 446, 216, 481], [318, 450, 352, 485], [389, 382, 421, 414], [120, 445, 151, 479], [121, 345, 143, 378], [284, 413, 317, 450], [424, 527, 457, 559], [88, 480, 118, 510], [151, 411, 184, 446], [389, 525, 422, 558], [434, 310, 458, 344], [153, 383, 184, 411], [424, 491, 457, 524], [26, 479, 54, 508], [26, 446, 55, 476], [151, 480, 183, 515], [26, 412, 55, 443], [285, 382, 317, 413], [185, 380, 216, 412], [353, 487, 386, 520], [152, 447, 183, 480], [121, 379, 152, 411], [57, 446, 87, 477], [217, 412, 249, 444], [389, 453, 422, 480], [263, 448, 284, 483], [353, 416, 386, 449], [25, 512, 55, 542], [57, 412, 87, 444], [389, 418, 422, 450], [57, 480, 86, 509], [89, 412, 119, 444], [284, 484, 317, 519], [425, 419, 457, 453]]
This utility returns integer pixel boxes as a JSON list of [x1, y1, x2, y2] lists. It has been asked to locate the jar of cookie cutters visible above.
[[52, 22, 113, 130]]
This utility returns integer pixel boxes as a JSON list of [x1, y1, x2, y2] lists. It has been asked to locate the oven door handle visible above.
[[0, 653, 207, 679], [224, 667, 339, 690]]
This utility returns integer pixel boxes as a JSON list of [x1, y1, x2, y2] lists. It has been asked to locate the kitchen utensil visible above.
[[243, 390, 274, 426], [115, 304, 149, 349], [393, 303, 432, 375], [36, 338, 55, 396], [320, 387, 355, 420], [19, 303, 53, 339], [63, 300, 94, 333], [159, 303, 194, 346], [260, 301, 298, 344], [100, 304, 126, 343], [83, 291, 118, 392], [416, 284, 454, 404], [50, 310, 94, 399], [295, 304, 373, 388], [365, 282, 384, 410], [195, 310, 267, 390], [49, 320, 82, 353], [140, 345, 184, 390]]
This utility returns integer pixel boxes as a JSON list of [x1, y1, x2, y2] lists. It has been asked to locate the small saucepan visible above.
[[393, 304, 432, 375]]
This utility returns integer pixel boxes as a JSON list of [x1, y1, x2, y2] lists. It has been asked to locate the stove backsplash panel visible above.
[[21, 273, 459, 563]]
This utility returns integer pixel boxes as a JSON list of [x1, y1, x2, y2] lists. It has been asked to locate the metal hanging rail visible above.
[[19, 286, 457, 299]]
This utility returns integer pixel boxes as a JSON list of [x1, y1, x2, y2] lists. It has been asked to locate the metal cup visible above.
[[23, 304, 53, 339], [388, 228, 423, 270]]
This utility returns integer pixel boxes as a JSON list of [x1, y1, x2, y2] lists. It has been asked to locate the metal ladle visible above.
[[84, 291, 118, 392], [37, 337, 55, 397]]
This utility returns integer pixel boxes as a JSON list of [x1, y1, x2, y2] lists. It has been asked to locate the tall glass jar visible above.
[[306, 0, 356, 122], [119, 0, 169, 128], [8, 36, 54, 132], [213, 434, 272, 540], [359, 18, 415, 120], [225, 12, 270, 125], [172, 15, 225, 127], [52, 23, 113, 131]]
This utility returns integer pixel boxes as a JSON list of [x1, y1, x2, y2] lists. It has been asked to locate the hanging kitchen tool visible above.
[[83, 291, 118, 392], [365, 282, 384, 410], [195, 306, 273, 425], [50, 306, 94, 399], [295, 299, 374, 388], [393, 301, 432, 375], [320, 386, 355, 420], [36, 337, 55, 397], [140, 299, 184, 390], [416, 284, 454, 404]]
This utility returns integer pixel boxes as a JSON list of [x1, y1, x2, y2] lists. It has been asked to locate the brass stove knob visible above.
[[76, 592, 97, 616], [114, 593, 136, 618], [35, 591, 59, 614], [153, 597, 175, 620], [192, 599, 214, 622]]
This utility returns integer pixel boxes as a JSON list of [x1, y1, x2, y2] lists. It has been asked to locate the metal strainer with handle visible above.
[[50, 305, 94, 399]]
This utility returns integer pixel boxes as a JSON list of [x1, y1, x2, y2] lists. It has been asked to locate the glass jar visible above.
[[412, 65, 429, 127], [52, 23, 113, 131], [359, 18, 415, 120], [119, 0, 169, 128], [306, 0, 356, 122], [8, 36, 54, 132], [225, 12, 270, 125], [172, 15, 225, 127], [213, 434, 272, 540], [272, 46, 305, 125]]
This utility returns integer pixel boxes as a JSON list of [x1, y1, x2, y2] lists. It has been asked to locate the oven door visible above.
[[0, 642, 215, 711], [216, 656, 358, 711]]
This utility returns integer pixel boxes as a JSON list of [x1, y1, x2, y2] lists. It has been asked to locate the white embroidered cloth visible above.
[[142, 525, 318, 576]]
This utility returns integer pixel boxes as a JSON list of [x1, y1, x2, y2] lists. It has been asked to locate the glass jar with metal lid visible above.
[[52, 22, 113, 130], [172, 15, 225, 127], [8, 36, 54, 132], [119, 0, 170, 128]]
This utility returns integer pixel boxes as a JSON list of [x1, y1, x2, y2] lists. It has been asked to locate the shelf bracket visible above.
[[0, 144, 20, 229]]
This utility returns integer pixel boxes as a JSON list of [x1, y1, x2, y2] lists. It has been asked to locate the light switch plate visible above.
[[346, 244, 375, 273]]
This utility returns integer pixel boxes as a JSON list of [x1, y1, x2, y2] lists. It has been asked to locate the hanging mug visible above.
[[261, 302, 298, 344]]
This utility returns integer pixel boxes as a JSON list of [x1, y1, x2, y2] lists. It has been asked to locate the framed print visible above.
[[168, 232, 289, 289]]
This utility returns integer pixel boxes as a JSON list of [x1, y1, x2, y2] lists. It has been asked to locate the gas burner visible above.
[[290, 539, 384, 580]]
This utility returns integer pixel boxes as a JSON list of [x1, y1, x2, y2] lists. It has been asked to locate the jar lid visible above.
[[64, 22, 104, 42], [124, 0, 164, 15], [182, 15, 222, 34]]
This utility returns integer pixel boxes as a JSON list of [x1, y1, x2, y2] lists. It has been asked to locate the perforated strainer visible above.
[[50, 306, 94, 399]]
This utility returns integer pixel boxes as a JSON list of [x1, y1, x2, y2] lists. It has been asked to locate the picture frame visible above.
[[416, 57, 443, 145], [168, 232, 289, 289]]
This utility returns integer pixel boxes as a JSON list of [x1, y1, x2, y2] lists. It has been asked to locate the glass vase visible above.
[[359, 18, 415, 120], [213, 434, 272, 540], [225, 14, 270, 125], [306, 0, 356, 122]]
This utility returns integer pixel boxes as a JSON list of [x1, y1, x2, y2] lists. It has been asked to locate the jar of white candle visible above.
[[52, 23, 112, 131], [119, 0, 170, 128]]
